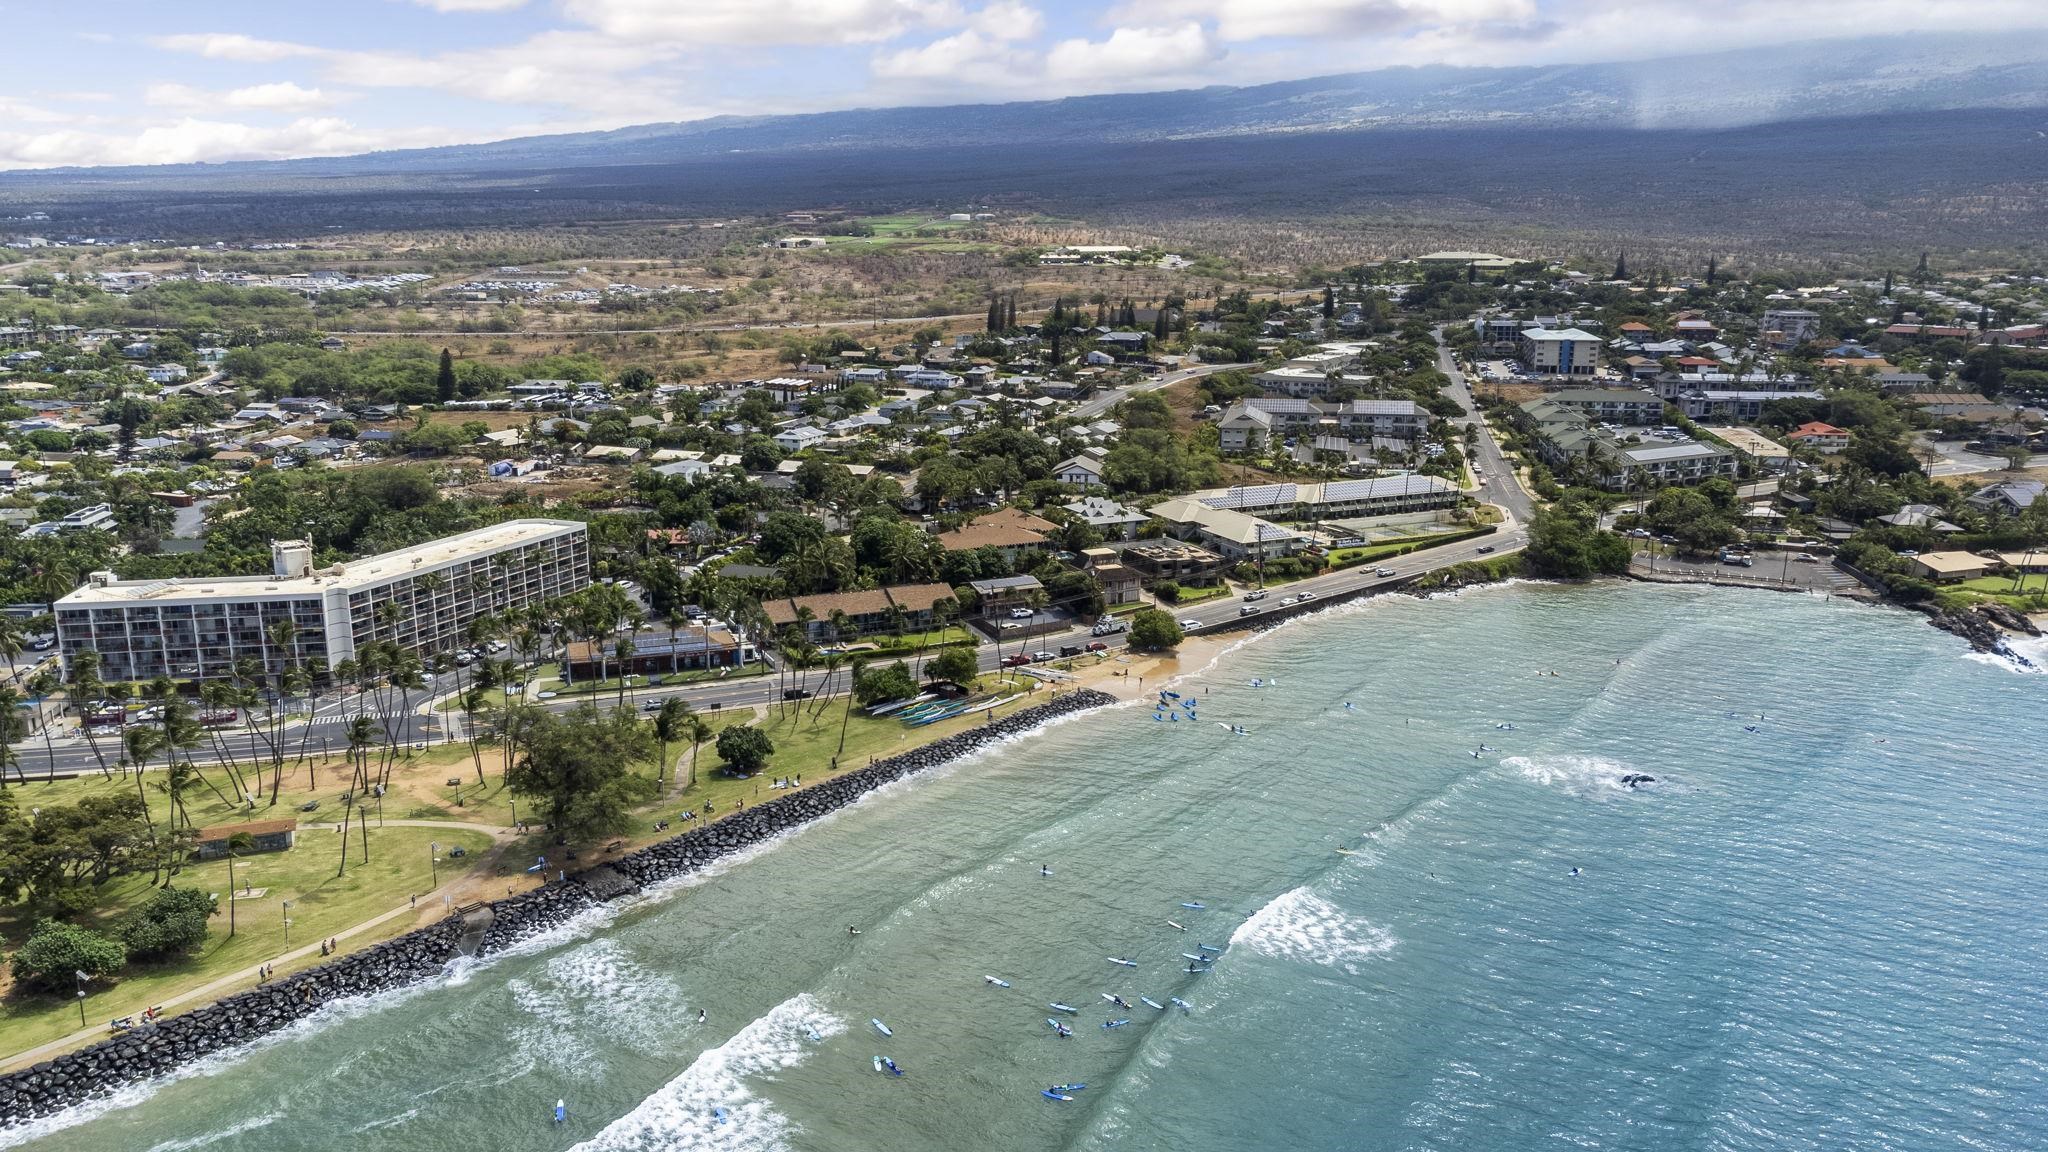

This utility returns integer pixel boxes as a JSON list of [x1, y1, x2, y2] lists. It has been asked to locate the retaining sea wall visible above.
[[0, 689, 1115, 1125]]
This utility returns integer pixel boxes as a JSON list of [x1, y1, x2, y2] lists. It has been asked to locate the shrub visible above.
[[1154, 580, 1182, 604], [10, 920, 125, 991], [715, 724, 774, 776], [1129, 608, 1184, 651], [119, 887, 217, 960]]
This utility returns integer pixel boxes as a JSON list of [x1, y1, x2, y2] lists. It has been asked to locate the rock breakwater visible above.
[[0, 689, 1113, 1126]]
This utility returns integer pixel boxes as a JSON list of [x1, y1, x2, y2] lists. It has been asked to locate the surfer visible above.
[[1041, 864, 1052, 877], [1569, 867, 1581, 877], [848, 926, 861, 936], [553, 1100, 566, 1125], [697, 1008, 707, 1024]]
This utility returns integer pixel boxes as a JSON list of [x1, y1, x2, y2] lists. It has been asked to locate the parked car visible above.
[[1008, 607, 1034, 619], [1239, 605, 1261, 617], [1058, 644, 1085, 657], [1030, 651, 1056, 662], [1242, 589, 1267, 602], [1086, 641, 1109, 653], [1091, 619, 1127, 636], [1001, 654, 1031, 667]]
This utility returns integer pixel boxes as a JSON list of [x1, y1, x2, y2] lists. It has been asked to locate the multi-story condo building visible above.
[[56, 519, 589, 683], [1518, 327, 1601, 377]]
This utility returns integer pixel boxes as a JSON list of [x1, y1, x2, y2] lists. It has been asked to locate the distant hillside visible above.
[[2, 34, 2046, 260], [5, 33, 2046, 181]]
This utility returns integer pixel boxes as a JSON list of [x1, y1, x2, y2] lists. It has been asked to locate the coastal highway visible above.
[[12, 517, 1523, 783], [1067, 361, 1252, 420], [12, 344, 1519, 780]]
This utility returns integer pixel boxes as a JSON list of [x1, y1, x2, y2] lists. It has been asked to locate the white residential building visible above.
[[55, 520, 589, 684], [1518, 327, 1602, 377]]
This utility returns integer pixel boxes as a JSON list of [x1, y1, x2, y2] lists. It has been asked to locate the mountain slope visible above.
[[6, 33, 2045, 180]]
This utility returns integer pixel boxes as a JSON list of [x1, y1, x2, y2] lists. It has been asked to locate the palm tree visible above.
[[223, 831, 256, 935], [837, 656, 868, 756], [685, 714, 714, 790], [67, 650, 115, 780], [614, 635, 637, 708], [652, 698, 687, 793], [0, 616, 23, 689], [123, 725, 165, 881], [0, 685, 21, 788]]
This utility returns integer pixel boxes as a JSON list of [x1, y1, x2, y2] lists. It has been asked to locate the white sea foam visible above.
[[508, 937, 688, 1073], [1504, 753, 1653, 798], [0, 969, 452, 1149], [1229, 887, 1396, 975], [1964, 632, 2048, 676], [137, 1110, 284, 1152], [566, 993, 842, 1152]]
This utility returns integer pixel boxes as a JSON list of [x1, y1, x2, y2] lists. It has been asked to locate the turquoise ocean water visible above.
[[7, 582, 2046, 1152]]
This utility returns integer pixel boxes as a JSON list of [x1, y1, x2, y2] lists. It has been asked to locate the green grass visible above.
[[0, 825, 491, 1057], [844, 626, 975, 654], [1938, 574, 2048, 614], [1162, 584, 1230, 607], [0, 674, 1062, 1062]]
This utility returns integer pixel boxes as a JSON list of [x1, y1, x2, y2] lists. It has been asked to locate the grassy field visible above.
[[0, 672, 1069, 1062], [0, 824, 491, 1056], [1939, 574, 2048, 613]]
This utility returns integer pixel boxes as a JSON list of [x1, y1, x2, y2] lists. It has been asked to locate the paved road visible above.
[[1435, 329, 1535, 523], [1069, 361, 1251, 420], [16, 342, 1518, 778]]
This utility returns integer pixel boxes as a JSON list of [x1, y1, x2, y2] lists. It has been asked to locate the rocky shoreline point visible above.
[[1920, 601, 2041, 660], [0, 688, 1116, 1126]]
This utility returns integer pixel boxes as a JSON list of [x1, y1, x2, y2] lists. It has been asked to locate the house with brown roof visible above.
[[763, 583, 959, 641], [193, 818, 297, 860], [1787, 421, 1850, 453], [934, 507, 1056, 563]]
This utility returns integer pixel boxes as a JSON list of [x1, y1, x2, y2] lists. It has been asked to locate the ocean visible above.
[[8, 581, 2046, 1152]]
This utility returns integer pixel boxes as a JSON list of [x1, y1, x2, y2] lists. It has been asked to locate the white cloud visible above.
[[146, 82, 339, 114], [874, 29, 1034, 81], [559, 0, 961, 45], [152, 33, 325, 61], [408, 0, 529, 10], [969, 1, 1043, 39], [1044, 23, 1221, 85], [1124, 0, 1536, 41], [0, 118, 458, 170]]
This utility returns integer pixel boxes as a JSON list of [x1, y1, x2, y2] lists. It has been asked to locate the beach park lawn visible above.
[[0, 824, 490, 1059], [0, 678, 1054, 1064]]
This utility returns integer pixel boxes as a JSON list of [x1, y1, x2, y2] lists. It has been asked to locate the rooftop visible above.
[[57, 519, 586, 606]]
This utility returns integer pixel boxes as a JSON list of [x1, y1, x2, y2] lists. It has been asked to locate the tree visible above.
[[854, 661, 917, 706], [1526, 501, 1632, 578], [652, 698, 688, 792], [1129, 608, 1183, 651], [506, 706, 656, 842], [1705, 255, 1717, 285], [1613, 251, 1628, 280], [715, 724, 774, 777], [435, 348, 457, 404], [927, 646, 979, 687], [11, 919, 124, 991], [119, 886, 216, 959]]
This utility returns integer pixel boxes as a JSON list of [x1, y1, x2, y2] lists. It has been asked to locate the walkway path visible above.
[[0, 869, 486, 1073]]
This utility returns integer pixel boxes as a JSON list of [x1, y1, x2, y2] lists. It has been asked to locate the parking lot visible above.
[[1632, 548, 1863, 593]]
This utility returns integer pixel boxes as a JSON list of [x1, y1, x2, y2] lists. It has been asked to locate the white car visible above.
[[1008, 607, 1034, 619], [1180, 618, 1202, 629]]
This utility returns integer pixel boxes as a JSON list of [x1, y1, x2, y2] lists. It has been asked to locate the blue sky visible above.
[[2, 0, 2041, 169]]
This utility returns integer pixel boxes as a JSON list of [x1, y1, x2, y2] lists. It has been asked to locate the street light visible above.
[[430, 842, 440, 888], [74, 971, 88, 1027], [282, 900, 293, 950]]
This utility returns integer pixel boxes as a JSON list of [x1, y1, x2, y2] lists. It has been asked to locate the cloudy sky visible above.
[[2, 0, 2043, 169]]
